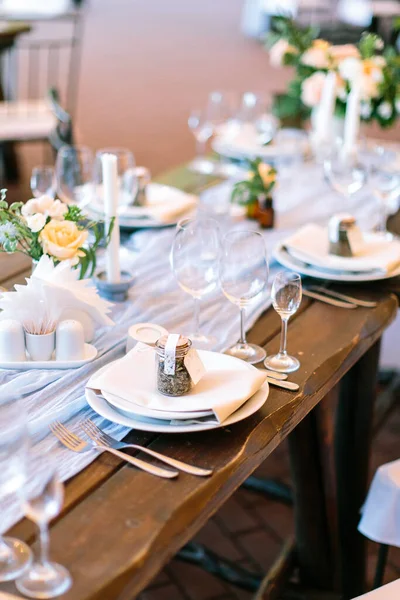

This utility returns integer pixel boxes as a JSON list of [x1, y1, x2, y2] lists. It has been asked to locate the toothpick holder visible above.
[[94, 271, 134, 302]]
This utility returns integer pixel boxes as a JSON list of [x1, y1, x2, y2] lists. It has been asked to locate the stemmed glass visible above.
[[219, 231, 269, 364], [94, 148, 138, 208], [0, 401, 32, 581], [56, 145, 94, 207], [188, 109, 215, 173], [265, 272, 302, 373], [16, 455, 72, 598], [30, 166, 56, 199], [370, 166, 400, 236], [324, 149, 367, 198], [171, 217, 220, 348]]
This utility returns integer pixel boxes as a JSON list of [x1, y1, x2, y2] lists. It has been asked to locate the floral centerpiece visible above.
[[267, 17, 400, 128], [0, 190, 113, 278], [231, 159, 277, 223]]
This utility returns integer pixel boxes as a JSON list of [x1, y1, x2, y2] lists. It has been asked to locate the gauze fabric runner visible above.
[[0, 161, 389, 532]]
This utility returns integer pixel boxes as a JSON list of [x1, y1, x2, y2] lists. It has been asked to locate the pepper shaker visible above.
[[328, 214, 359, 257], [0, 320, 26, 362]]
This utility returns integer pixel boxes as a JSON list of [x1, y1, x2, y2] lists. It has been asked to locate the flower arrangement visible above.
[[0, 190, 114, 278], [267, 17, 400, 127], [231, 159, 277, 220]]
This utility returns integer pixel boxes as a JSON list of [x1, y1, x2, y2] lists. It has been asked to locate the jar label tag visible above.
[[184, 349, 206, 385], [164, 333, 180, 375]]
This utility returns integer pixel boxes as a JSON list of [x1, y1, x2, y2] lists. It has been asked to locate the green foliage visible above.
[[231, 159, 277, 206], [65, 204, 84, 223]]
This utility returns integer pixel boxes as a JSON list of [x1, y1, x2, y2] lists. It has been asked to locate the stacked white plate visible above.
[[85, 182, 198, 229], [85, 350, 269, 434]]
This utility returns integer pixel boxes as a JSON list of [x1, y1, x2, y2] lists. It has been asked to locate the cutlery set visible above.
[[303, 285, 377, 309]]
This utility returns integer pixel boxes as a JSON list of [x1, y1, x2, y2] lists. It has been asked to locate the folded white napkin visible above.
[[119, 183, 197, 223], [87, 347, 267, 424], [284, 224, 400, 273]]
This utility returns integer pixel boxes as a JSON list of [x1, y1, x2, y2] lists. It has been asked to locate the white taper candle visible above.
[[101, 153, 121, 283], [343, 79, 361, 156], [315, 71, 337, 142]]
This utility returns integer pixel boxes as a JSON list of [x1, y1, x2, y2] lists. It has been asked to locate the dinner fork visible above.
[[49, 421, 178, 479], [80, 419, 213, 477]]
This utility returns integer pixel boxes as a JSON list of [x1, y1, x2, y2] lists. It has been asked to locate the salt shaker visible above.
[[132, 167, 151, 206], [0, 320, 26, 362], [328, 214, 359, 257], [56, 320, 85, 362]]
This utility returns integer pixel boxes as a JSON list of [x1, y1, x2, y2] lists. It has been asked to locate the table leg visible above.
[[334, 340, 381, 599]]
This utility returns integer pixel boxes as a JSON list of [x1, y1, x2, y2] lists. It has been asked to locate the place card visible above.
[[184, 349, 206, 385]]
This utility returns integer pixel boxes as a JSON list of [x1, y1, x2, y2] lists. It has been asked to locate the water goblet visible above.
[[30, 166, 56, 199], [0, 401, 32, 582], [171, 217, 220, 348], [56, 145, 94, 207], [219, 230, 269, 364], [264, 271, 302, 373], [324, 149, 367, 198], [16, 456, 72, 598], [370, 166, 400, 236]]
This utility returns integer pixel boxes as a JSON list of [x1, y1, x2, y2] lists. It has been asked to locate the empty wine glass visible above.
[[171, 217, 220, 348], [264, 271, 302, 373], [219, 230, 269, 364], [0, 401, 32, 582], [370, 166, 400, 235], [324, 149, 367, 198], [94, 148, 138, 208], [30, 166, 56, 199], [16, 455, 72, 598], [56, 145, 94, 207], [188, 109, 215, 173]]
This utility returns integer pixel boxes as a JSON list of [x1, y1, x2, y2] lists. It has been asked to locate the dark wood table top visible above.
[[0, 165, 398, 600]]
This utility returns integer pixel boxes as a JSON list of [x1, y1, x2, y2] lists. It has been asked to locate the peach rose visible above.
[[39, 219, 88, 263], [301, 72, 327, 107], [329, 44, 360, 65], [269, 39, 297, 67], [301, 39, 331, 69], [257, 163, 276, 188]]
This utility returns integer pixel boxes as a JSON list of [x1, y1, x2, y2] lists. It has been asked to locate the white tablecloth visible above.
[[0, 160, 391, 533], [352, 578, 400, 599]]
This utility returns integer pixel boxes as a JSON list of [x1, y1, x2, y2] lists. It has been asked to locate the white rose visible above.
[[372, 56, 386, 69], [360, 101, 372, 119], [377, 101, 393, 120], [36, 195, 54, 213], [46, 199, 68, 220], [21, 199, 39, 217], [301, 72, 326, 107], [339, 57, 363, 81], [269, 39, 297, 68], [395, 98, 400, 114], [26, 213, 46, 233]]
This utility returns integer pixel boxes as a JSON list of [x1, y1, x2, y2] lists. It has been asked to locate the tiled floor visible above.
[[139, 404, 400, 600]]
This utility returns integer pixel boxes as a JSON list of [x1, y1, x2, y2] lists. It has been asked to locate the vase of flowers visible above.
[[267, 17, 400, 129], [0, 190, 113, 279], [231, 159, 277, 227]]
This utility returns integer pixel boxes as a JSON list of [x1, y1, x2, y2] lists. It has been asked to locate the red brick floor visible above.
[[139, 405, 400, 600]]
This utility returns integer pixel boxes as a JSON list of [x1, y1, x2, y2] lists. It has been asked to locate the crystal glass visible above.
[[324, 150, 367, 198], [16, 456, 72, 598], [56, 145, 94, 207], [171, 217, 220, 348], [0, 401, 32, 582], [237, 91, 268, 124], [94, 147, 138, 208], [370, 166, 400, 235], [220, 230, 269, 364], [265, 271, 302, 373], [30, 166, 56, 199], [188, 109, 215, 173]]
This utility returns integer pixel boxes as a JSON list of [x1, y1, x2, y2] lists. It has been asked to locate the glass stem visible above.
[[193, 297, 200, 337], [239, 307, 247, 344], [279, 317, 289, 356], [39, 523, 50, 567], [0, 535, 12, 563], [380, 199, 387, 233], [196, 138, 206, 159]]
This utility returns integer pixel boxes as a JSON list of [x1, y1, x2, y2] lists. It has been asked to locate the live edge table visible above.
[[0, 166, 398, 600]]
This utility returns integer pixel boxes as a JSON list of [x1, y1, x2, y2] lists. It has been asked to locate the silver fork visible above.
[[81, 419, 213, 477], [49, 421, 178, 479]]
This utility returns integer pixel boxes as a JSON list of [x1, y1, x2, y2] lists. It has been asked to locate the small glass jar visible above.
[[155, 335, 192, 396]]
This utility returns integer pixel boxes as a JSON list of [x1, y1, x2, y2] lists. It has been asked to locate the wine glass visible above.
[[171, 217, 220, 348], [30, 166, 56, 199], [56, 145, 94, 207], [219, 230, 269, 364], [324, 149, 367, 198], [188, 109, 215, 173], [264, 271, 302, 373], [94, 148, 138, 208], [0, 401, 32, 581], [16, 455, 72, 598], [370, 166, 400, 236]]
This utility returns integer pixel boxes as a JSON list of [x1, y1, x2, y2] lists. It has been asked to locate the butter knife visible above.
[[261, 369, 288, 381], [303, 289, 357, 309], [307, 285, 377, 308], [266, 377, 299, 391]]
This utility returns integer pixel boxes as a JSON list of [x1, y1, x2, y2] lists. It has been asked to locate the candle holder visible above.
[[94, 271, 134, 302]]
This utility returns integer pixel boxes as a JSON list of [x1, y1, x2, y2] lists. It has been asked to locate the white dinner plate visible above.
[[274, 243, 400, 283], [85, 380, 269, 433], [0, 343, 98, 370]]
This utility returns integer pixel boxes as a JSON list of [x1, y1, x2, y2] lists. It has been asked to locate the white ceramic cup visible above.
[[56, 320, 85, 361], [26, 330, 55, 362], [0, 319, 26, 362]]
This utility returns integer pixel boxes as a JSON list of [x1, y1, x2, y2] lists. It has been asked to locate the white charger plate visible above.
[[0, 343, 97, 370], [85, 380, 269, 433], [274, 243, 400, 283]]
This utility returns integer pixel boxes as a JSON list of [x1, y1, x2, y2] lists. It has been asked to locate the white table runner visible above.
[[0, 160, 390, 533]]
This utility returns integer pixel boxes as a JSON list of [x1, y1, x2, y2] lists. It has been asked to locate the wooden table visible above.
[[0, 166, 398, 600]]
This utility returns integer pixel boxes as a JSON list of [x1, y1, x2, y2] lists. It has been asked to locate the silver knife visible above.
[[261, 369, 288, 381], [303, 289, 357, 309], [307, 285, 378, 308], [266, 377, 299, 391]]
